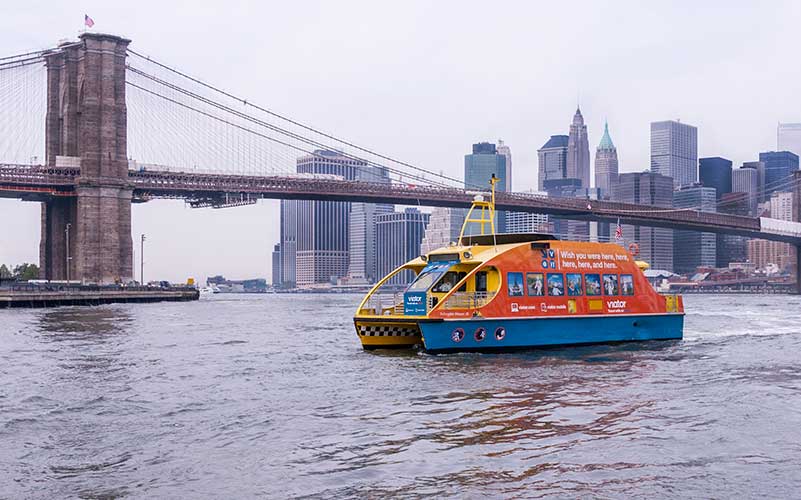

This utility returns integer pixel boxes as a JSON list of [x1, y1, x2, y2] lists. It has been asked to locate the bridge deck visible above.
[[0, 163, 799, 245]]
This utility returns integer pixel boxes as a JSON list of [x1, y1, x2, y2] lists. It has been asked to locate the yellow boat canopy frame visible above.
[[458, 174, 500, 247]]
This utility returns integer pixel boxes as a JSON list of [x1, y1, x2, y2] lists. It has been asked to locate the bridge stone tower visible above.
[[40, 33, 133, 283]]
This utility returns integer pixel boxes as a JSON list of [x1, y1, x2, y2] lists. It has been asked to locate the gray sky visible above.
[[1, 0, 800, 283]]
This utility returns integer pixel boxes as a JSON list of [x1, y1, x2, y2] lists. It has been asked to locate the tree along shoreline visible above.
[[0, 263, 40, 282]]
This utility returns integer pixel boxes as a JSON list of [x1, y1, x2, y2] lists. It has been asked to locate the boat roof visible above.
[[458, 232, 558, 246]]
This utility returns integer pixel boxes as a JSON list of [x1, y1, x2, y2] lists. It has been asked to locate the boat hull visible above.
[[419, 313, 684, 353]]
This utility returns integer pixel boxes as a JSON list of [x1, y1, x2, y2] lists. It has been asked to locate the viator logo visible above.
[[607, 300, 627, 309]]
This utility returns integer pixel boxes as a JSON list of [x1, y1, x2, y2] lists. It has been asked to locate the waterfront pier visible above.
[[0, 284, 198, 308]]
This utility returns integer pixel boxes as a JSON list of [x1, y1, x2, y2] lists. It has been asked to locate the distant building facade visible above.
[[651, 120, 698, 188], [346, 165, 392, 284], [612, 172, 674, 271], [747, 191, 797, 273], [778, 123, 801, 158], [282, 150, 363, 287], [543, 178, 595, 241], [732, 165, 759, 215], [770, 191, 794, 221], [566, 107, 591, 188], [496, 139, 513, 192], [506, 211, 552, 234], [271, 243, 281, 287], [758, 151, 800, 201], [376, 208, 430, 285], [717, 192, 750, 266], [672, 184, 717, 274], [279, 200, 298, 287], [699, 156, 732, 200], [465, 142, 508, 232], [537, 135, 569, 191], [347, 202, 393, 284], [594, 121, 619, 198], [420, 207, 465, 254]]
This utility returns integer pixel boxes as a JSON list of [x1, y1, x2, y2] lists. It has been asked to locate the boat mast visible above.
[[458, 174, 499, 246]]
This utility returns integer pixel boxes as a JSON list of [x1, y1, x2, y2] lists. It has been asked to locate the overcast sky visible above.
[[1, 0, 800, 283]]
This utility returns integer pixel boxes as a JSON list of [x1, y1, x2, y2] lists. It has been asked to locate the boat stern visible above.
[[353, 319, 423, 350]]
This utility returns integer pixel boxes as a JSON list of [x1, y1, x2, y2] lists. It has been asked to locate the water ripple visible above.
[[1, 294, 800, 497]]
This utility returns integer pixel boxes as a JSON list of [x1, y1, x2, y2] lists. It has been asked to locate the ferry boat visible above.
[[353, 176, 684, 353]]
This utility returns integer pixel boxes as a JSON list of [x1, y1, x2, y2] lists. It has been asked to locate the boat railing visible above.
[[362, 291, 405, 316], [439, 291, 497, 310]]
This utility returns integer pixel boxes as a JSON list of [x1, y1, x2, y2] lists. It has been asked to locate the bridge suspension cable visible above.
[[125, 49, 488, 190], [0, 53, 45, 165], [124, 66, 453, 188]]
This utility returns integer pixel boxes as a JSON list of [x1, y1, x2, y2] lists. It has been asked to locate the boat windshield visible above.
[[406, 269, 445, 292]]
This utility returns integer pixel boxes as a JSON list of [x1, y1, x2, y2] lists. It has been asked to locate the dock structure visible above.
[[0, 284, 199, 308]]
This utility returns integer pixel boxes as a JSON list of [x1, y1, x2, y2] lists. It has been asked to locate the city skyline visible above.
[[1, 1, 800, 282]]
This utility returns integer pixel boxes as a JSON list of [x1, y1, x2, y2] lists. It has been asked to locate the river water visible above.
[[1, 294, 800, 498]]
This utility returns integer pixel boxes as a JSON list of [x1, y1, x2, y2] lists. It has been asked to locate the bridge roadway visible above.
[[1, 163, 800, 245]]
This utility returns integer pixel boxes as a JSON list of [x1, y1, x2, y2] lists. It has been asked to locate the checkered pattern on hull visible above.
[[358, 325, 420, 337]]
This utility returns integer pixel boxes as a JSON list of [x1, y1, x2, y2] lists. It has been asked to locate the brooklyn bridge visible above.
[[1, 33, 800, 288]]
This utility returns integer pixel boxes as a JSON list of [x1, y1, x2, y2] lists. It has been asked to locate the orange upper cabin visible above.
[[426, 239, 683, 320], [356, 235, 683, 320]]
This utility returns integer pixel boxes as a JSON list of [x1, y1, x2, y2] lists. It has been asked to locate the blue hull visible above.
[[419, 314, 683, 353]]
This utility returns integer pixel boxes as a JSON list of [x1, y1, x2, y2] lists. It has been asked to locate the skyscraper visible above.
[[717, 192, 750, 266], [421, 141, 505, 252], [778, 123, 801, 158], [376, 208, 430, 285], [505, 211, 552, 234], [732, 165, 759, 216], [537, 135, 569, 191], [465, 142, 508, 232], [650, 120, 698, 188], [672, 184, 717, 274], [770, 191, 794, 221], [279, 199, 298, 287], [271, 243, 282, 287], [594, 121, 619, 197], [285, 150, 364, 287], [496, 139, 513, 192], [612, 172, 674, 271], [566, 108, 591, 188], [747, 191, 796, 272], [465, 142, 507, 190], [543, 178, 593, 241], [420, 207, 464, 253], [758, 151, 799, 201], [347, 165, 392, 284], [699, 157, 732, 200]]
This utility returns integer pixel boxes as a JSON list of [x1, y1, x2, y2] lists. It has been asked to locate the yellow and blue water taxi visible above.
[[354, 176, 684, 353]]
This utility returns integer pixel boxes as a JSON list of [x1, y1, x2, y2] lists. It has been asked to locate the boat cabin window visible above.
[[585, 274, 601, 296], [526, 273, 544, 296], [546, 273, 564, 296], [475, 271, 488, 292], [566, 273, 583, 296], [621, 274, 635, 296], [507, 272, 524, 297], [603, 274, 619, 296], [432, 271, 467, 293]]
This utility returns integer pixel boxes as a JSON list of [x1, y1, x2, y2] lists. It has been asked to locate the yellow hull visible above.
[[355, 320, 422, 350]]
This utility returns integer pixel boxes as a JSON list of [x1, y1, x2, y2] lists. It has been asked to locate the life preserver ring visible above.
[[628, 242, 640, 256]]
